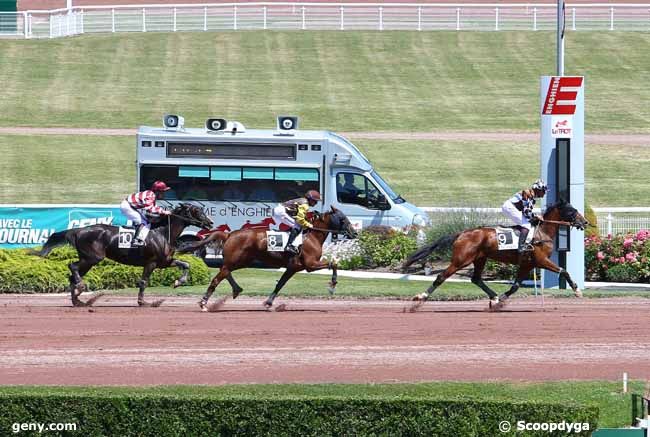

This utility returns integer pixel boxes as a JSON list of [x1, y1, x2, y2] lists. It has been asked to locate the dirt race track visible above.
[[0, 294, 648, 386]]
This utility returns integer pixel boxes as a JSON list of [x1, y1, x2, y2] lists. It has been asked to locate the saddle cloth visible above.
[[266, 230, 303, 252], [118, 227, 136, 249], [494, 226, 535, 251]]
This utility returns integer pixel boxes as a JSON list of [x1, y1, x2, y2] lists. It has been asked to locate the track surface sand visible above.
[[0, 294, 648, 386]]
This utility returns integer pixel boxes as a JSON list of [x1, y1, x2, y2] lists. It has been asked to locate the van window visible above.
[[140, 165, 319, 202], [336, 172, 384, 210]]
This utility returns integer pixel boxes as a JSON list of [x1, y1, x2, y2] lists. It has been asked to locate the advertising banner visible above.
[[0, 205, 127, 249]]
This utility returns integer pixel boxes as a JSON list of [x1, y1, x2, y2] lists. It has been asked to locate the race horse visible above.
[[179, 206, 358, 311], [34, 203, 213, 307], [403, 200, 589, 311]]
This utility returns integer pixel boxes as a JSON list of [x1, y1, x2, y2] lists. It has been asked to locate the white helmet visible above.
[[531, 179, 548, 193]]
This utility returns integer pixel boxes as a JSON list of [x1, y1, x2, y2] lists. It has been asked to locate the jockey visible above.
[[501, 179, 548, 254], [120, 181, 172, 246], [272, 190, 321, 255]]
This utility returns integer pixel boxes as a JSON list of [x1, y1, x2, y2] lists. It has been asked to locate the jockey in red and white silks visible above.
[[501, 179, 547, 253], [120, 181, 172, 246]]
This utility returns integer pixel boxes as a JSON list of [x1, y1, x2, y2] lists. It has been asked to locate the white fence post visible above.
[[80, 9, 84, 34], [379, 6, 383, 31], [495, 7, 499, 31], [111, 8, 115, 33], [142, 8, 146, 32], [417, 6, 421, 31], [607, 213, 613, 236], [533, 7, 537, 31], [233, 5, 237, 30], [23, 11, 28, 38], [610, 7, 614, 30], [173, 7, 177, 32], [203, 6, 207, 31], [302, 6, 305, 30], [572, 7, 576, 30], [340, 6, 344, 30], [456, 7, 460, 30], [263, 6, 267, 30]]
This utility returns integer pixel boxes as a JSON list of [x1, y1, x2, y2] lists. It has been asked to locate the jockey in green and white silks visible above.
[[501, 179, 548, 253]]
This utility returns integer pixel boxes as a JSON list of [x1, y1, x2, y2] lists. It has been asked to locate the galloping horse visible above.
[[179, 207, 358, 310], [403, 200, 588, 310], [34, 203, 213, 307]]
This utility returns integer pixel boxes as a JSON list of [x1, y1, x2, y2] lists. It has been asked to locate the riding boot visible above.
[[285, 227, 301, 255], [517, 227, 530, 263], [132, 224, 146, 247]]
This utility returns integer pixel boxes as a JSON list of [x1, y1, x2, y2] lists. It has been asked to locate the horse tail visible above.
[[30, 230, 72, 257], [177, 231, 230, 254], [402, 233, 461, 269]]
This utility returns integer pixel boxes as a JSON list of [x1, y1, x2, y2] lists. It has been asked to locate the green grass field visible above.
[[1, 134, 646, 206], [0, 32, 649, 132], [0, 381, 642, 428]]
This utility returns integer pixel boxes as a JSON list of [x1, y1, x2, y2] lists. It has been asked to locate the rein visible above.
[[540, 219, 573, 226]]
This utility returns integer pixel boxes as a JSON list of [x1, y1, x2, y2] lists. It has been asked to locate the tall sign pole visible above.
[[557, 0, 565, 75], [540, 0, 585, 289]]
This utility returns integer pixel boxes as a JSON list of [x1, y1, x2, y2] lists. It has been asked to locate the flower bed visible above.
[[585, 230, 650, 282]]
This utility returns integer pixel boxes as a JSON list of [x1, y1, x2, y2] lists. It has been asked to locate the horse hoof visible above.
[[574, 288, 583, 298], [275, 303, 288, 312], [263, 301, 273, 310], [232, 288, 243, 299], [200, 304, 208, 312], [412, 293, 427, 302], [327, 285, 336, 295], [173, 280, 181, 288]]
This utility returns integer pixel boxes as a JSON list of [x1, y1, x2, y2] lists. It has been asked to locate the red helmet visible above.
[[151, 181, 171, 192], [305, 190, 321, 202]]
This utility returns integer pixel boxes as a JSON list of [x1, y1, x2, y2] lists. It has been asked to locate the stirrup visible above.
[[285, 245, 298, 255], [132, 239, 145, 247]]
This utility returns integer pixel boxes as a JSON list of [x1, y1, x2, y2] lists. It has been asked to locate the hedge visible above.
[[0, 246, 210, 293], [0, 393, 598, 436]]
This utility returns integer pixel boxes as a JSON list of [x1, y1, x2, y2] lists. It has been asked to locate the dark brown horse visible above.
[[179, 207, 357, 310], [403, 200, 588, 311], [34, 203, 213, 307]]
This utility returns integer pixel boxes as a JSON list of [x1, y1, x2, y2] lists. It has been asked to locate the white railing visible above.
[[420, 206, 650, 237], [3, 3, 650, 38]]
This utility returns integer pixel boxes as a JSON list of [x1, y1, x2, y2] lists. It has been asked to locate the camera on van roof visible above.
[[163, 114, 184, 131], [277, 116, 299, 131]]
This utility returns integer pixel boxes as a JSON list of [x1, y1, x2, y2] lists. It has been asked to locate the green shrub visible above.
[[358, 226, 418, 268], [0, 393, 598, 437], [584, 203, 599, 239], [605, 263, 642, 283], [0, 247, 210, 293]]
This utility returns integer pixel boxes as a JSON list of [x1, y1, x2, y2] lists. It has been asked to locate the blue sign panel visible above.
[[0, 205, 128, 249]]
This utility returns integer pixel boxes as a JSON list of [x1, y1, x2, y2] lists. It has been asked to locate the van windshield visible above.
[[371, 171, 404, 204]]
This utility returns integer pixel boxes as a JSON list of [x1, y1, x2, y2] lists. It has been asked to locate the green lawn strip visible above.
[[0, 381, 640, 428], [1, 134, 647, 207], [107, 267, 650, 300], [0, 32, 649, 132]]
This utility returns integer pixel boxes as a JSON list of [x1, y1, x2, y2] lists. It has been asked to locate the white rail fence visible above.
[[2, 3, 650, 38], [421, 206, 650, 237]]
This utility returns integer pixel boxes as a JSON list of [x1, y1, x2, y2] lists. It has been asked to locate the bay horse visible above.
[[34, 203, 213, 307], [179, 206, 358, 311], [403, 200, 588, 311]]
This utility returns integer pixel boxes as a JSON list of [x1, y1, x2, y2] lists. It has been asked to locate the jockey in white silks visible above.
[[501, 179, 548, 254]]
